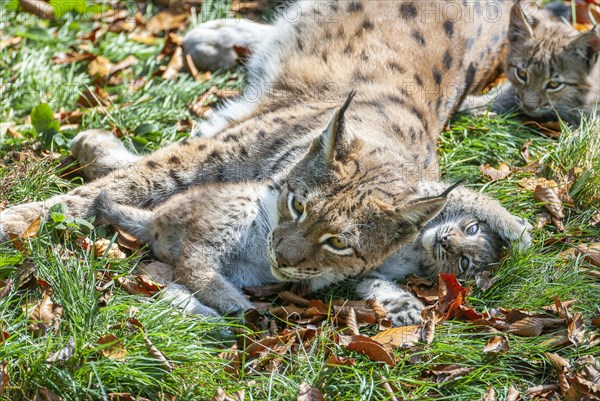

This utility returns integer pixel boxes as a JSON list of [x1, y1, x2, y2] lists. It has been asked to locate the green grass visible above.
[[1, 2, 599, 400]]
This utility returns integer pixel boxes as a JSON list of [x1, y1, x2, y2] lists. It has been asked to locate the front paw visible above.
[[0, 203, 45, 242], [384, 296, 424, 326], [505, 216, 533, 250]]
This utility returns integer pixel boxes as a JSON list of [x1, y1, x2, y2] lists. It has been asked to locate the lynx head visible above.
[[268, 93, 454, 290], [418, 216, 506, 279], [506, 3, 600, 124]]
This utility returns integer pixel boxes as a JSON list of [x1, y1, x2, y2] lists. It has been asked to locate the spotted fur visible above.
[[0, 1, 523, 323], [461, 3, 600, 124]]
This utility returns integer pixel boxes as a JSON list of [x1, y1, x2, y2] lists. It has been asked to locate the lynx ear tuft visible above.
[[309, 91, 356, 166], [565, 29, 600, 71]]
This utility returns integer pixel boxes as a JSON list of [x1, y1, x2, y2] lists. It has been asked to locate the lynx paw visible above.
[[0, 202, 46, 242], [383, 296, 424, 326], [162, 283, 220, 317], [183, 19, 273, 71], [71, 129, 140, 181], [504, 216, 533, 250]]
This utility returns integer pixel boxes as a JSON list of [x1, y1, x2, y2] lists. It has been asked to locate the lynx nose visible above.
[[440, 235, 450, 249], [274, 245, 305, 267]]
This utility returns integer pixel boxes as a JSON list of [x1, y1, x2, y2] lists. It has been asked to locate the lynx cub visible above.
[[462, 3, 600, 124], [0, 1, 529, 325]]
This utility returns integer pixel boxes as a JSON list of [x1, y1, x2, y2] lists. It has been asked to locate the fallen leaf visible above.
[[372, 325, 421, 350], [46, 337, 75, 364], [475, 270, 497, 292], [88, 56, 113, 78], [162, 46, 184, 80], [592, 317, 600, 328], [525, 384, 560, 398], [9, 216, 42, 251], [107, 393, 151, 401], [35, 387, 64, 401], [97, 334, 127, 361], [524, 120, 561, 138], [18, 0, 54, 20], [483, 336, 509, 354], [144, 335, 173, 371], [518, 177, 558, 191], [0, 36, 22, 51], [507, 317, 545, 337], [117, 275, 164, 297], [566, 313, 585, 346], [479, 162, 511, 180], [297, 382, 324, 401], [0, 361, 9, 395], [147, 11, 188, 34], [51, 51, 94, 65], [279, 290, 310, 307], [520, 139, 532, 164], [421, 318, 435, 345], [505, 386, 520, 401], [573, 243, 600, 267], [424, 364, 473, 383], [533, 186, 564, 232], [0, 279, 13, 300], [244, 283, 288, 299], [340, 334, 396, 366], [438, 273, 469, 318], [482, 386, 496, 401], [325, 355, 356, 366], [28, 283, 63, 337], [345, 307, 360, 336], [92, 239, 127, 259], [110, 55, 138, 76]]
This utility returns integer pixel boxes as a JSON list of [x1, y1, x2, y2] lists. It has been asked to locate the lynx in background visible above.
[[462, 3, 600, 124]]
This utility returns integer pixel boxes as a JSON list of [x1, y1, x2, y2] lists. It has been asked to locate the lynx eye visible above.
[[287, 193, 306, 220], [321, 235, 354, 256], [466, 223, 479, 236], [459, 256, 470, 271], [514, 67, 528, 83], [546, 80, 564, 91]]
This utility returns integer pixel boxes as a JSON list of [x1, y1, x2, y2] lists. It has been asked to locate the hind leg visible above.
[[70, 130, 141, 181]]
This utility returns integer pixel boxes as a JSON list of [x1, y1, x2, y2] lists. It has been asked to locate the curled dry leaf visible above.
[[421, 318, 435, 345], [0, 360, 9, 395], [520, 139, 532, 164], [346, 307, 360, 336], [147, 11, 188, 34], [438, 273, 469, 318], [475, 270, 497, 292], [279, 290, 310, 307], [97, 334, 127, 361], [117, 274, 164, 297], [566, 313, 585, 346], [479, 162, 511, 181], [573, 243, 600, 267], [144, 336, 173, 372], [139, 261, 174, 285], [211, 388, 245, 401], [162, 46, 184, 80], [533, 185, 564, 232], [0, 279, 13, 300], [9, 216, 41, 251], [405, 275, 438, 304], [325, 355, 356, 366], [88, 56, 113, 77], [297, 382, 324, 401], [483, 336, 509, 354], [372, 325, 422, 350], [35, 387, 64, 401], [92, 239, 127, 259]]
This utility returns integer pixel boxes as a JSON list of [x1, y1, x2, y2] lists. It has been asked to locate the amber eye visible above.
[[292, 196, 305, 215], [546, 80, 563, 91], [459, 256, 470, 271], [288, 193, 306, 219], [326, 236, 351, 251], [515, 67, 528, 83]]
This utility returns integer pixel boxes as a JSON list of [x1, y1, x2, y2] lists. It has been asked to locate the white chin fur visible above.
[[420, 227, 438, 254]]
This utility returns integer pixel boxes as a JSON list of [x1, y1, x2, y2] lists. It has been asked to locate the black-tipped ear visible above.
[[565, 29, 600, 71], [508, 3, 534, 42], [308, 91, 356, 166]]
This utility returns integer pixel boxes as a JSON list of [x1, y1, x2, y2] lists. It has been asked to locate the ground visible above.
[[0, 1, 599, 400]]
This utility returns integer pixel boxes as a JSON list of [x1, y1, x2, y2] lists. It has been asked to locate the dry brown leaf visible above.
[[0, 279, 13, 300], [482, 386, 496, 401], [475, 270, 497, 292], [0, 360, 9, 396], [520, 139, 532, 164], [210, 388, 245, 401], [325, 355, 356, 366], [483, 336, 509, 354], [424, 364, 473, 383], [372, 325, 422, 350], [88, 56, 113, 77], [162, 46, 184, 80], [297, 382, 324, 401], [92, 239, 127, 259], [35, 387, 64, 401], [421, 318, 435, 345], [405, 275, 438, 304], [147, 11, 188, 33], [340, 334, 396, 366], [573, 243, 600, 267], [507, 317, 545, 337], [518, 177, 558, 191], [479, 162, 511, 181], [115, 229, 142, 252], [505, 386, 520, 401], [28, 283, 63, 337], [346, 307, 360, 336], [117, 275, 164, 297], [525, 384, 560, 398], [110, 55, 138, 76], [144, 335, 173, 372], [524, 120, 561, 138], [533, 185, 564, 231], [592, 317, 600, 328], [279, 290, 310, 307], [0, 36, 22, 51], [51, 51, 94, 65], [9, 216, 41, 251], [97, 334, 127, 361], [567, 313, 585, 346]]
